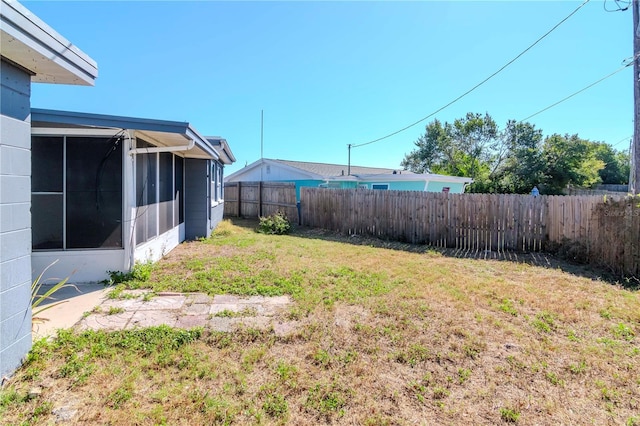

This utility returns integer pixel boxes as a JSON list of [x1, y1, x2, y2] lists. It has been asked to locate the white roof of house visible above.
[[273, 159, 402, 177], [227, 158, 409, 181], [226, 158, 472, 184], [1, 0, 98, 85]]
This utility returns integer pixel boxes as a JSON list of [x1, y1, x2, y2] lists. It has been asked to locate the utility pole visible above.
[[633, 0, 640, 194]]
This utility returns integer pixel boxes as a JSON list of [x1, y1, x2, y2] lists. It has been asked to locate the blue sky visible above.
[[25, 1, 632, 176]]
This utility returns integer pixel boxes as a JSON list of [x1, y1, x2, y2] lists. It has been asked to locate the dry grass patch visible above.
[[2, 219, 639, 425]]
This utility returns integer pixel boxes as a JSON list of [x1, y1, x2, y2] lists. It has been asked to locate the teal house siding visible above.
[[289, 180, 324, 199], [426, 181, 465, 193], [338, 181, 359, 189], [388, 181, 426, 191]]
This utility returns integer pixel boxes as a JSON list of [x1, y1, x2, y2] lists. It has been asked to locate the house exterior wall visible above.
[[289, 179, 324, 199], [185, 158, 210, 240], [32, 250, 125, 284], [0, 60, 33, 379], [229, 164, 313, 182], [134, 225, 181, 265], [426, 181, 466, 193], [211, 203, 224, 232]]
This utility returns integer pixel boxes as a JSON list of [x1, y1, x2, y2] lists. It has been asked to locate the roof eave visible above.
[[1, 0, 98, 85], [206, 137, 237, 165], [31, 108, 217, 159]]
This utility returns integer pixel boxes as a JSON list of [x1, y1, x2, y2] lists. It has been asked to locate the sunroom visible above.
[[30, 109, 235, 283]]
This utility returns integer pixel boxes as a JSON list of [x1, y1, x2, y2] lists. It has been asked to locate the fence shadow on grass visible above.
[[223, 218, 637, 290]]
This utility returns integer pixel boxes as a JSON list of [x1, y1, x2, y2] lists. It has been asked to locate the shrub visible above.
[[257, 211, 291, 235]]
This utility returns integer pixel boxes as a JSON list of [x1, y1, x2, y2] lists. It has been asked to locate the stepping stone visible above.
[[78, 312, 134, 331], [127, 310, 177, 328]]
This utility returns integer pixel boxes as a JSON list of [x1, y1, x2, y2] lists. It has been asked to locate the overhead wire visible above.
[[604, 0, 631, 12], [517, 55, 636, 123], [350, 0, 592, 149], [612, 134, 633, 147]]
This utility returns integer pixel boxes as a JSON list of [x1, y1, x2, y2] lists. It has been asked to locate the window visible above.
[[217, 164, 224, 200], [32, 135, 123, 250], [371, 184, 389, 190], [211, 161, 224, 203], [158, 152, 173, 234], [32, 137, 63, 249], [211, 162, 218, 203], [134, 141, 185, 245], [135, 140, 157, 244], [175, 156, 184, 226]]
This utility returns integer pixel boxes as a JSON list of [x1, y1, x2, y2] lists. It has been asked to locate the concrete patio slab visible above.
[[77, 311, 134, 332], [127, 310, 177, 328], [35, 289, 298, 336]]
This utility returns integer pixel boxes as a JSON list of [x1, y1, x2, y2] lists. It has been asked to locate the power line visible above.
[[612, 134, 633, 147], [604, 0, 631, 12], [518, 59, 634, 123], [350, 0, 591, 149]]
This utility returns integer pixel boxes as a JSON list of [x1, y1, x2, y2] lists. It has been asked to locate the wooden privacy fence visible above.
[[224, 182, 298, 220], [300, 188, 639, 277]]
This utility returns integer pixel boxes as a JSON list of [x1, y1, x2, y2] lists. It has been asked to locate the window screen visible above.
[[158, 152, 173, 234], [32, 136, 63, 249], [66, 137, 123, 248], [31, 135, 123, 250], [175, 156, 184, 225], [135, 142, 158, 244]]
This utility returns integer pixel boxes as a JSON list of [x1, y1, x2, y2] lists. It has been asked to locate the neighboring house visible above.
[[225, 158, 473, 198], [1, 0, 98, 378], [30, 109, 235, 284]]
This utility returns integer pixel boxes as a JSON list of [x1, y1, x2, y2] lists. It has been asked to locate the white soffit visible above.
[[0, 0, 97, 85]]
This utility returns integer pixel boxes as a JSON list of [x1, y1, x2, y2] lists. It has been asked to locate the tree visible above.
[[592, 143, 630, 185], [540, 134, 605, 194], [401, 113, 502, 191], [402, 113, 617, 194], [493, 120, 544, 194]]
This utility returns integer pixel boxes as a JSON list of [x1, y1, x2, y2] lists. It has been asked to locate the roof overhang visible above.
[[31, 108, 218, 159], [207, 137, 236, 165], [325, 173, 474, 183], [0, 0, 98, 85], [226, 158, 323, 182]]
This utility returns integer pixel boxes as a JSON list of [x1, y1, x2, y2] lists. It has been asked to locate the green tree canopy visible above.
[[539, 134, 604, 194], [401, 113, 628, 194], [400, 112, 501, 192]]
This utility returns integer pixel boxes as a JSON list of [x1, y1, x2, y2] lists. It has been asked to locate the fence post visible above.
[[237, 182, 242, 217], [259, 181, 263, 217]]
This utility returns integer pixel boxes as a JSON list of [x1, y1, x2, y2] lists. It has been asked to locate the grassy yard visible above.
[[1, 219, 639, 425]]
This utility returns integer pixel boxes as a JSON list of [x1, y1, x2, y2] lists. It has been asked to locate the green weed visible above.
[[532, 311, 556, 333], [545, 371, 564, 386], [568, 360, 587, 375], [612, 322, 635, 341], [500, 406, 521, 423], [627, 416, 640, 426], [305, 381, 350, 418], [262, 393, 288, 418], [107, 306, 124, 315], [214, 307, 257, 318], [499, 299, 518, 316], [457, 368, 472, 384]]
